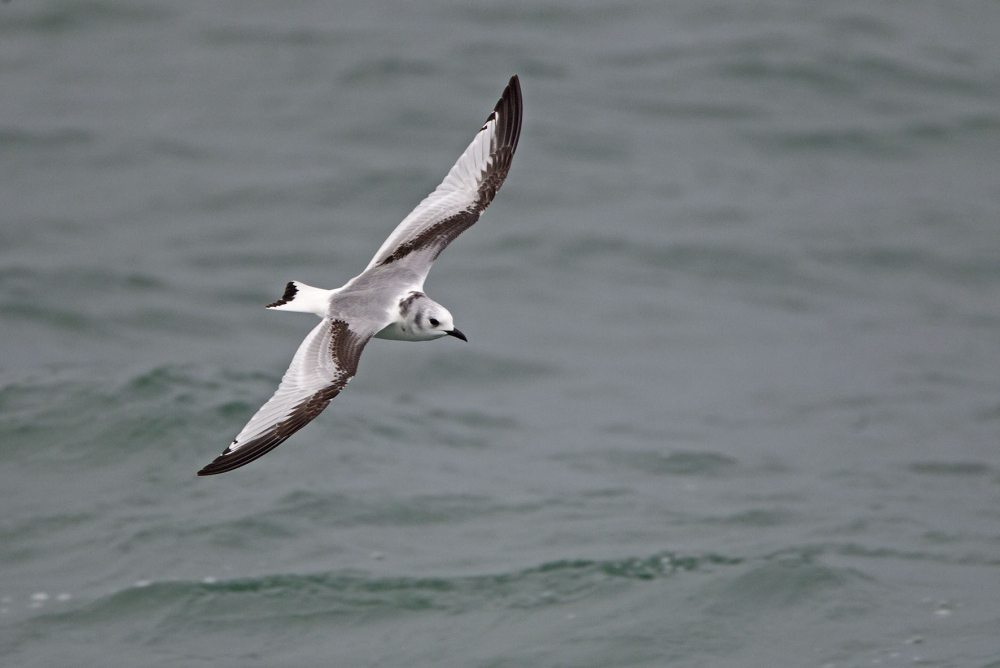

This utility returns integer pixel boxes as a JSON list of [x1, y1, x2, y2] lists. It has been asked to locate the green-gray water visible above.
[[3, 1, 1000, 666]]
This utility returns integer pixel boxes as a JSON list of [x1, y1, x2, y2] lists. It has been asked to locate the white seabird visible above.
[[198, 75, 522, 475]]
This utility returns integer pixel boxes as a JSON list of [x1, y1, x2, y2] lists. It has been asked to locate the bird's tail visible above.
[[266, 281, 333, 316]]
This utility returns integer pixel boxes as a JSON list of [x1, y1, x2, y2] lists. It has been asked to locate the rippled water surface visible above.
[[3, 1, 1000, 666]]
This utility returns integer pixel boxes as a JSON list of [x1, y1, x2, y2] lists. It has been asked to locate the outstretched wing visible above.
[[361, 74, 522, 282], [197, 318, 371, 475]]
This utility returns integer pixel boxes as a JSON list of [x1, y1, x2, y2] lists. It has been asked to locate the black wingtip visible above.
[[496, 75, 521, 113], [266, 282, 298, 309], [197, 453, 231, 476], [494, 75, 522, 158], [196, 439, 276, 476], [196, 454, 247, 476], [197, 442, 247, 476]]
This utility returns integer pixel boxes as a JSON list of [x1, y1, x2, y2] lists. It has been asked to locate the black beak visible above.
[[446, 329, 468, 342]]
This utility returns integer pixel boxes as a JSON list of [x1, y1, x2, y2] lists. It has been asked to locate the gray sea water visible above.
[[3, 1, 1000, 666]]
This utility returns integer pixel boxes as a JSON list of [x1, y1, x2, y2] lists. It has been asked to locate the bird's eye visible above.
[[429, 318, 440, 327]]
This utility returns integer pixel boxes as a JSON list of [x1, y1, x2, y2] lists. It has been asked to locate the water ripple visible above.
[[27, 551, 742, 628]]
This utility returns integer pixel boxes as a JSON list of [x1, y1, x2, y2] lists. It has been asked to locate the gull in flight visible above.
[[198, 75, 522, 475]]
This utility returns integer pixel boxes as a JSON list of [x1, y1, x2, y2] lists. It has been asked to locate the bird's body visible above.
[[198, 75, 522, 476]]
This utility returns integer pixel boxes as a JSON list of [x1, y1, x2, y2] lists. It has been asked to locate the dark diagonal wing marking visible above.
[[197, 319, 371, 475], [361, 75, 522, 281]]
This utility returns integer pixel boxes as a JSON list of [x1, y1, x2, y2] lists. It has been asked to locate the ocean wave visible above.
[[602, 449, 739, 477], [749, 112, 1000, 157], [814, 246, 1000, 285], [0, 364, 261, 466], [551, 235, 821, 288], [0, 1, 171, 36], [0, 266, 166, 333], [0, 127, 94, 150], [27, 551, 742, 626]]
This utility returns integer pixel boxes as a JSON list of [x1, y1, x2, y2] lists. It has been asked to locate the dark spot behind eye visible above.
[[429, 318, 439, 327]]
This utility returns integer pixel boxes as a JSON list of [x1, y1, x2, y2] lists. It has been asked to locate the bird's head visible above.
[[404, 294, 466, 342]]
